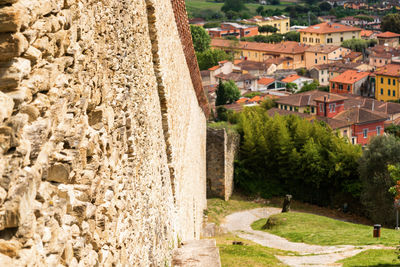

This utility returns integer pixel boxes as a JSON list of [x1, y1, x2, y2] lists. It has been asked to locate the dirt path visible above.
[[221, 208, 390, 267]]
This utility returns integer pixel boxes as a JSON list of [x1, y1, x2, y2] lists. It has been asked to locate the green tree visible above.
[[319, 2, 332, 11], [223, 80, 241, 104], [270, 0, 280, 5], [297, 80, 319, 93], [196, 49, 230, 70], [381, 13, 400, 34], [258, 25, 278, 34], [341, 39, 375, 52], [284, 31, 300, 42], [221, 0, 247, 13], [190, 25, 211, 53], [359, 136, 400, 226], [286, 82, 298, 93], [256, 5, 264, 15], [216, 80, 227, 106]]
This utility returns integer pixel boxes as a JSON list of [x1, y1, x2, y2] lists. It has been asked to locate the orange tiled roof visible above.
[[376, 64, 400, 77], [314, 94, 347, 103], [236, 97, 250, 104], [218, 60, 229, 64], [208, 65, 220, 71], [281, 74, 301, 83], [298, 22, 362, 34], [211, 39, 310, 54], [329, 70, 370, 84], [258, 77, 275, 85], [376, 31, 400, 38], [360, 30, 374, 37]]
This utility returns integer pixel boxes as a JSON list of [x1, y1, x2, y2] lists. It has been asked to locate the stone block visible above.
[[0, 58, 31, 90], [0, 91, 14, 123], [0, 5, 29, 33], [23, 46, 42, 64], [0, 240, 21, 257], [0, 33, 29, 62], [47, 163, 71, 184]]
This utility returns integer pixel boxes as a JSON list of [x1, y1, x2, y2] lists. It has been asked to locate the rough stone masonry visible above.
[[0, 0, 208, 265]]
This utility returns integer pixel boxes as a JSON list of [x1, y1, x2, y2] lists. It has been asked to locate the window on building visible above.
[[303, 37, 307, 42], [394, 79, 396, 86], [311, 107, 315, 113], [363, 129, 368, 138], [316, 39, 320, 43], [284, 105, 287, 110], [339, 84, 343, 90], [322, 78, 324, 82], [332, 83, 335, 88], [340, 37, 344, 42], [388, 89, 391, 96], [290, 106, 293, 111], [315, 59, 318, 64], [377, 126, 381, 136], [381, 77, 384, 83], [331, 72, 333, 76], [301, 55, 304, 60], [329, 103, 336, 112], [323, 56, 326, 60], [394, 90, 396, 97], [388, 79, 391, 85], [347, 85, 350, 91], [380, 59, 382, 63], [352, 36, 355, 39], [344, 129, 348, 136], [319, 103, 324, 112], [381, 88, 383, 95]]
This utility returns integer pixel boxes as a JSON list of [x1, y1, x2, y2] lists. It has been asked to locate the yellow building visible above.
[[210, 39, 310, 69], [375, 64, 400, 102], [243, 15, 290, 34], [299, 22, 361, 46]]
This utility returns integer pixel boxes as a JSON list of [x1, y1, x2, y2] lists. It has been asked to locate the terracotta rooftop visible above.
[[333, 107, 388, 125], [330, 70, 370, 84], [208, 65, 220, 71], [376, 31, 400, 38], [312, 62, 362, 72], [275, 90, 328, 107], [211, 39, 310, 54], [281, 74, 301, 83], [215, 72, 257, 82], [235, 60, 272, 71], [343, 51, 362, 60], [305, 45, 342, 53], [258, 77, 276, 85], [298, 22, 362, 34], [314, 94, 347, 103], [360, 30, 374, 37], [375, 64, 400, 77]]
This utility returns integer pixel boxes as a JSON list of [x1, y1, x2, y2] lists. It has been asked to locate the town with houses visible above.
[[192, 0, 400, 146]]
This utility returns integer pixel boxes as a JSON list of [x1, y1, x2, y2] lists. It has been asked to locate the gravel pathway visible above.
[[221, 208, 390, 267]]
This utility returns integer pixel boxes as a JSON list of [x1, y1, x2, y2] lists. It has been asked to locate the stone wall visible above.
[[0, 0, 206, 266], [206, 128, 240, 201]]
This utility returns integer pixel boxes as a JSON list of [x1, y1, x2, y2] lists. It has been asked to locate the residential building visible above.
[[304, 45, 351, 69], [207, 60, 234, 84], [329, 69, 371, 95], [207, 22, 259, 39], [275, 90, 329, 114], [233, 60, 276, 76], [375, 64, 400, 102], [360, 30, 376, 40], [367, 45, 400, 67], [309, 62, 368, 86], [326, 0, 348, 7], [333, 107, 387, 145], [215, 72, 258, 92], [243, 15, 290, 34], [210, 39, 310, 69], [299, 22, 362, 46], [318, 15, 337, 23], [376, 31, 400, 47], [343, 51, 362, 63], [257, 77, 286, 91], [340, 15, 380, 27], [281, 74, 314, 92]]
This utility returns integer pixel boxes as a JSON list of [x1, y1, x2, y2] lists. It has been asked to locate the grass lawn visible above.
[[207, 195, 267, 225], [251, 212, 400, 246], [215, 233, 289, 267], [339, 249, 400, 267], [185, 0, 296, 17]]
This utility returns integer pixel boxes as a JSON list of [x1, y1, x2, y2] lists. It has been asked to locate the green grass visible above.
[[185, 0, 296, 17], [215, 233, 289, 267], [207, 195, 267, 225], [251, 212, 400, 246], [339, 249, 400, 267]]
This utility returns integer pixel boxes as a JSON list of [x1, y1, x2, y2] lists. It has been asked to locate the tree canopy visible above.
[[381, 13, 400, 34], [341, 39, 376, 52], [196, 49, 231, 70], [190, 25, 211, 53], [221, 0, 247, 13], [216, 80, 241, 105]]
